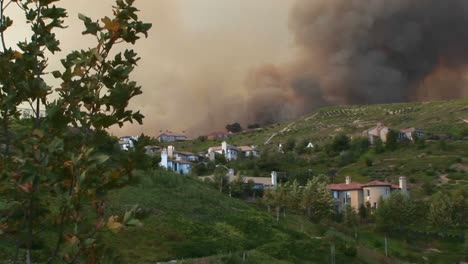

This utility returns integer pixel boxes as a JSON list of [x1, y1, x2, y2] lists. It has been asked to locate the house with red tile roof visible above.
[[328, 176, 408, 212]]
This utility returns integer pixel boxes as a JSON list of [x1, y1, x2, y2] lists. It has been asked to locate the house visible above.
[[228, 171, 278, 190], [207, 131, 231, 140], [306, 142, 314, 148], [238, 146, 260, 157], [160, 147, 192, 175], [119, 136, 139, 151], [157, 133, 188, 142], [398, 128, 424, 142], [328, 176, 408, 212], [363, 123, 390, 144], [208, 141, 239, 161], [173, 151, 200, 162], [144, 145, 161, 156], [207, 141, 260, 161]]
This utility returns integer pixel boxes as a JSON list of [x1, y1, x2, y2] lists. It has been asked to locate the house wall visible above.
[[363, 186, 391, 208], [333, 189, 363, 212]]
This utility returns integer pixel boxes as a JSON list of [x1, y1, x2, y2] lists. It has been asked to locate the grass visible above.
[[100, 170, 361, 263]]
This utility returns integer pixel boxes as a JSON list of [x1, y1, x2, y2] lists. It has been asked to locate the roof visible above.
[[157, 133, 187, 138], [208, 145, 239, 151], [208, 131, 230, 136], [328, 182, 364, 191], [169, 159, 192, 164], [400, 127, 422, 133], [145, 145, 161, 149], [228, 175, 272, 185], [238, 146, 258, 152], [363, 180, 392, 187], [175, 151, 196, 156]]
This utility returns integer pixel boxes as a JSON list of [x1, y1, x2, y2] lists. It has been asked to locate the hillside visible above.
[[176, 98, 468, 150], [172, 99, 468, 194]]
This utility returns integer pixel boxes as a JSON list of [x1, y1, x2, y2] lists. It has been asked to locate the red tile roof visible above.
[[328, 182, 364, 191], [363, 180, 392, 187]]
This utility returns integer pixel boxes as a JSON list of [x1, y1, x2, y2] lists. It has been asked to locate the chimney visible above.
[[271, 171, 278, 186], [345, 176, 351, 184], [221, 141, 228, 153], [167, 146, 175, 158], [160, 148, 168, 168], [399, 176, 408, 195]]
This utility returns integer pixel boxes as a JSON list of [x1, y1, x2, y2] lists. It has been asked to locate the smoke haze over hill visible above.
[[7, 0, 468, 136], [245, 0, 468, 127]]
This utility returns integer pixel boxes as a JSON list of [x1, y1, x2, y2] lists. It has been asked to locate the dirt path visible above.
[[264, 121, 296, 145]]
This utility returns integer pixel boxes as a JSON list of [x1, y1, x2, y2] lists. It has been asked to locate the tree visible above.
[[212, 167, 230, 193], [225, 122, 242, 133], [0, 1, 151, 262], [283, 138, 296, 152], [300, 178, 334, 222], [358, 204, 367, 221], [375, 193, 417, 231], [326, 134, 350, 156], [427, 191, 467, 230], [343, 204, 359, 239], [374, 138, 385, 154], [263, 183, 289, 222], [385, 130, 398, 151]]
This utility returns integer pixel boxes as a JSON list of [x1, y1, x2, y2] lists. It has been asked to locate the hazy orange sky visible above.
[[8, 0, 468, 137], [7, 0, 295, 137]]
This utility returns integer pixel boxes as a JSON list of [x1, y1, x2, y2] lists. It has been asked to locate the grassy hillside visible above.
[[95, 170, 468, 263], [175, 98, 468, 151], [171, 99, 468, 194], [100, 171, 363, 263]]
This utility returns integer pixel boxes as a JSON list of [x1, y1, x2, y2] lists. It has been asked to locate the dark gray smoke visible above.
[[245, 0, 468, 125]]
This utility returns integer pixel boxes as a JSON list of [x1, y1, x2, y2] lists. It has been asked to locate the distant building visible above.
[[328, 176, 408, 212], [207, 141, 260, 161], [363, 123, 390, 144], [119, 136, 139, 151], [144, 145, 162, 155], [157, 133, 188, 142], [306, 142, 314, 148], [160, 147, 192, 175], [238, 146, 260, 157], [398, 128, 424, 142], [208, 141, 239, 161], [227, 171, 278, 190], [207, 131, 231, 140]]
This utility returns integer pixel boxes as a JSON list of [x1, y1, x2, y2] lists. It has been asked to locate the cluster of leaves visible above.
[[0, 0, 151, 262], [225, 122, 242, 133], [375, 190, 467, 233], [263, 176, 334, 222]]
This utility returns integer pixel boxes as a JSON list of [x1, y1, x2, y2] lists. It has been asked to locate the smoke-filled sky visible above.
[[6, 0, 468, 137]]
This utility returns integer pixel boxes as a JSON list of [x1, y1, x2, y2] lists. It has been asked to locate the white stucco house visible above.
[[160, 147, 193, 175], [207, 141, 260, 161]]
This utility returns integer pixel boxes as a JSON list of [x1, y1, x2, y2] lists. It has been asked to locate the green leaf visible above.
[[125, 219, 142, 227], [91, 153, 109, 165]]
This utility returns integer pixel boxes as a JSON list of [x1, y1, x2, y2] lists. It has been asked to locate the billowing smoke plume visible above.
[[245, 0, 468, 125]]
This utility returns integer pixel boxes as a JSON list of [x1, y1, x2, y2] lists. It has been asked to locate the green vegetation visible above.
[[0, 0, 152, 262]]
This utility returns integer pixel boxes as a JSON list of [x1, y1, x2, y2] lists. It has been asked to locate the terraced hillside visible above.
[[172, 98, 468, 195]]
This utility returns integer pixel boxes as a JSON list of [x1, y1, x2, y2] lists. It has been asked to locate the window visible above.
[[333, 191, 339, 199], [373, 202, 377, 208], [367, 190, 370, 197]]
